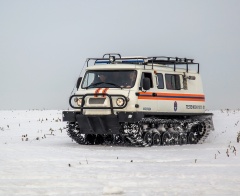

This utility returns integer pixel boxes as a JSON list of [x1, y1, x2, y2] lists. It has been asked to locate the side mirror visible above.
[[76, 77, 82, 89], [143, 77, 151, 91]]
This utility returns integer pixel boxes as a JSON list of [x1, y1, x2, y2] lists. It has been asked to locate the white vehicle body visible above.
[[73, 64, 205, 115], [63, 54, 213, 146]]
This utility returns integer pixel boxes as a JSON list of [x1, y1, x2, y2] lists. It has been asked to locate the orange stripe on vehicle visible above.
[[94, 88, 102, 97], [138, 97, 205, 102], [102, 88, 109, 97], [137, 91, 205, 102]]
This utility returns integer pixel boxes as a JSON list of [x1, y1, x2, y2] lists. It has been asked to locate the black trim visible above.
[[62, 111, 79, 122], [76, 114, 121, 134], [152, 93, 157, 96], [137, 94, 205, 100], [62, 111, 213, 123], [117, 112, 144, 123]]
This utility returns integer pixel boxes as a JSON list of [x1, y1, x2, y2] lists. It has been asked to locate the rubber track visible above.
[[66, 115, 214, 146]]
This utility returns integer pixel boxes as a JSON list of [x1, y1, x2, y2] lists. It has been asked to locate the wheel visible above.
[[86, 134, 96, 145], [162, 132, 172, 146], [113, 134, 124, 145], [74, 133, 86, 144], [188, 132, 198, 144], [103, 134, 114, 145], [152, 133, 161, 145], [66, 122, 86, 145], [172, 132, 180, 145], [143, 132, 153, 146], [179, 133, 188, 145], [95, 134, 104, 145], [197, 123, 206, 137], [190, 123, 206, 142]]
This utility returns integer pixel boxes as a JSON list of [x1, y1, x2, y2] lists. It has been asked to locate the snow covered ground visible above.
[[0, 110, 240, 196]]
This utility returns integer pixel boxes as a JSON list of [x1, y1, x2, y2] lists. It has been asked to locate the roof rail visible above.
[[147, 56, 194, 64], [86, 54, 199, 73], [102, 53, 121, 58]]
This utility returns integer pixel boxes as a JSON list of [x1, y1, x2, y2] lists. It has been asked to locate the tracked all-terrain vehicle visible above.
[[62, 53, 214, 146]]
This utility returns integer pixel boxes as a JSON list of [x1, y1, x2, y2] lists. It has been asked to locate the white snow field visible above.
[[0, 110, 240, 196]]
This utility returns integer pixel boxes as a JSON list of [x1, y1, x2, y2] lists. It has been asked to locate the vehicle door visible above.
[[137, 72, 157, 112]]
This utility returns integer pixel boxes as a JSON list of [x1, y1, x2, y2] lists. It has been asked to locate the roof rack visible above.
[[86, 53, 199, 73], [102, 53, 121, 58]]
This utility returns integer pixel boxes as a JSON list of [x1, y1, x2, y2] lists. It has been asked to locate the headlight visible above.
[[77, 98, 82, 106], [116, 98, 125, 106], [74, 97, 82, 106], [74, 97, 78, 102]]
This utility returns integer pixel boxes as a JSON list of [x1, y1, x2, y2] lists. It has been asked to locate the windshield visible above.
[[81, 70, 137, 89]]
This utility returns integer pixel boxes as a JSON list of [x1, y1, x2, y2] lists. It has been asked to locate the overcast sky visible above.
[[0, 0, 240, 110]]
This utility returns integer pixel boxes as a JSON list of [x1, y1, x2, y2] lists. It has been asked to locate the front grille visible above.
[[89, 98, 106, 104]]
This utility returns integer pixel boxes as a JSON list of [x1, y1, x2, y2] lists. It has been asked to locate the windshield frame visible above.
[[81, 70, 137, 89]]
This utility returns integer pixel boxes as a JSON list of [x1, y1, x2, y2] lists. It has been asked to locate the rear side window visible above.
[[157, 73, 164, 89], [165, 74, 181, 90]]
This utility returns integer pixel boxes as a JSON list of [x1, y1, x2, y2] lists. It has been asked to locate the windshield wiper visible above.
[[85, 82, 122, 89], [85, 82, 104, 89], [104, 82, 123, 89]]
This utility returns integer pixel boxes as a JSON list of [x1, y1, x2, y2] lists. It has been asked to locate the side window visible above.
[[141, 72, 153, 88], [82, 72, 95, 88], [156, 73, 164, 89], [165, 74, 181, 90]]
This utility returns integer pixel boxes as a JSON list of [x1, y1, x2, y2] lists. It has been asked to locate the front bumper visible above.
[[62, 111, 144, 134]]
